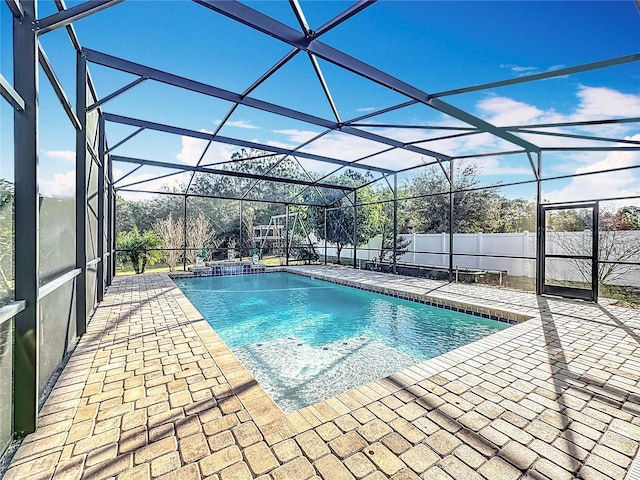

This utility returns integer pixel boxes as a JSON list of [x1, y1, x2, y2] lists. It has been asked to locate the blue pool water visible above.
[[175, 272, 509, 412]]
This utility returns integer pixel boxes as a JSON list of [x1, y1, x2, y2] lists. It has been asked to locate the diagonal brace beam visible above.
[[6, 0, 24, 18], [87, 76, 147, 112], [197, 0, 541, 154], [103, 112, 395, 174], [38, 43, 81, 130], [84, 48, 448, 165], [35, 0, 124, 35], [0, 73, 25, 111], [110, 155, 356, 191]]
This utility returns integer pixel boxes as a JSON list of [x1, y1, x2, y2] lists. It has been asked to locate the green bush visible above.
[[116, 226, 164, 274]]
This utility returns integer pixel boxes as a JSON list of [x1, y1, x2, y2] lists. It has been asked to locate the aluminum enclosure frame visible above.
[[2, 0, 640, 455]]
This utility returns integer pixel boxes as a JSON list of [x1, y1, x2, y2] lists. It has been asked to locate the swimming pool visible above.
[[174, 272, 509, 412]]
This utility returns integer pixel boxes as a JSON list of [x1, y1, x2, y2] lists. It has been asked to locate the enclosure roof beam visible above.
[[35, 0, 124, 34], [309, 53, 342, 124], [103, 112, 394, 174], [115, 188, 323, 207], [87, 76, 147, 112], [6, 0, 24, 18], [84, 48, 448, 166], [289, 0, 312, 36], [344, 100, 417, 124], [110, 155, 356, 191], [185, 48, 299, 195], [352, 123, 476, 131], [84, 48, 336, 129], [314, 0, 375, 37], [117, 169, 188, 191], [106, 127, 145, 154], [38, 43, 81, 130], [432, 53, 640, 98], [506, 117, 640, 130], [195, 0, 540, 154], [515, 128, 640, 146], [0, 73, 25, 111], [542, 146, 640, 152]]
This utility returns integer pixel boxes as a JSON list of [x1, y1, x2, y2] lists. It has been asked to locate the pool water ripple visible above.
[[175, 272, 509, 411]]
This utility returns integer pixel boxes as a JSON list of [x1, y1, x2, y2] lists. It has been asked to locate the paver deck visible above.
[[4, 265, 640, 480]]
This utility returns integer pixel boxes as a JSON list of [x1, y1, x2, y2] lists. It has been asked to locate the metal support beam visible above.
[[196, 0, 540, 154], [324, 207, 327, 265], [87, 76, 147, 112], [106, 134, 114, 285], [448, 159, 454, 282], [536, 152, 543, 296], [433, 53, 640, 98], [38, 43, 81, 130], [353, 191, 357, 268], [106, 127, 144, 154], [513, 128, 640, 147], [6, 0, 24, 17], [75, 50, 87, 336], [314, 0, 375, 37], [13, 0, 38, 436], [110, 154, 356, 192], [103, 112, 393, 174], [289, 0, 311, 35], [239, 200, 243, 259], [392, 174, 397, 275], [592, 202, 600, 303], [183, 197, 187, 271], [285, 205, 290, 266], [0, 73, 25, 111], [308, 53, 341, 123], [35, 0, 123, 34], [97, 114, 105, 301], [85, 48, 445, 167]]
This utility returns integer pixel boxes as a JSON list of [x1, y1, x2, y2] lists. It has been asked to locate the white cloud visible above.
[[476, 96, 562, 127], [273, 129, 321, 146], [175, 130, 235, 166], [499, 63, 566, 77], [542, 134, 640, 203], [572, 85, 640, 121], [465, 156, 535, 177], [500, 63, 539, 75], [215, 120, 259, 129], [39, 171, 75, 198], [172, 84, 639, 197], [356, 107, 376, 113], [44, 150, 75, 162], [268, 130, 429, 170]]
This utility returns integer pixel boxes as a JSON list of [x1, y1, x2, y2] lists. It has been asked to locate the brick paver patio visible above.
[[4, 266, 639, 480]]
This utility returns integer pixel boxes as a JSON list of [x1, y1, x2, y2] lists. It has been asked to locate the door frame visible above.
[[538, 202, 599, 302]]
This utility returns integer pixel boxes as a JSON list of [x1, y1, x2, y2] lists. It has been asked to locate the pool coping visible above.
[[279, 267, 532, 325], [170, 265, 541, 443]]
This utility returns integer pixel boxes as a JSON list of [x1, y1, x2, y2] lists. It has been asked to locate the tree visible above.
[[405, 164, 488, 233], [604, 206, 640, 231], [307, 170, 379, 264], [186, 212, 217, 263], [377, 200, 411, 263], [153, 213, 184, 271], [404, 163, 535, 234], [116, 226, 164, 274], [0, 179, 14, 306], [548, 207, 640, 287], [116, 193, 183, 234]]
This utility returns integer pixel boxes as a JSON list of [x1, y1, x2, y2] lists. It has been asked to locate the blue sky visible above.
[[1, 0, 639, 203]]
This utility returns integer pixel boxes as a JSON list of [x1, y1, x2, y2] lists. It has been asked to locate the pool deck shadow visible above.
[[3, 265, 640, 480]]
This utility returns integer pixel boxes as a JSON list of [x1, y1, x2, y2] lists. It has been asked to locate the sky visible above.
[[1, 0, 640, 205]]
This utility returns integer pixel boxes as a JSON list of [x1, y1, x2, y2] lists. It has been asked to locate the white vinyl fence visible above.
[[319, 231, 640, 287]]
